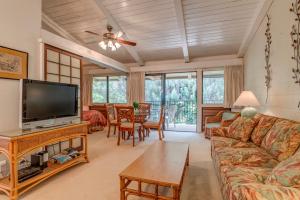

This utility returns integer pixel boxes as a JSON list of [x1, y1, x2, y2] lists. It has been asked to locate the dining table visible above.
[[133, 110, 149, 140]]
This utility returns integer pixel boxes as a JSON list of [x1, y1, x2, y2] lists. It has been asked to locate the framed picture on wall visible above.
[[0, 46, 28, 80]]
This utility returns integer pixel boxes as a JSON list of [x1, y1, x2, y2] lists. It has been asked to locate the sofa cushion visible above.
[[220, 166, 271, 199], [261, 119, 300, 161], [225, 181, 300, 200], [227, 116, 259, 142], [211, 136, 257, 151], [251, 115, 278, 146], [211, 127, 228, 137], [266, 151, 300, 188], [214, 147, 278, 168]]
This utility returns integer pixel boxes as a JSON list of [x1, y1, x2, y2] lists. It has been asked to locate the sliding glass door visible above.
[[145, 72, 197, 132], [145, 74, 163, 122], [165, 72, 197, 132]]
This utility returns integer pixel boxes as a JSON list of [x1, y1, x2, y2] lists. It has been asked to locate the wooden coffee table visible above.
[[119, 141, 189, 200]]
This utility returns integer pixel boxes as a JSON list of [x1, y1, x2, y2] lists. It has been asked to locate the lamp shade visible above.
[[233, 91, 260, 107]]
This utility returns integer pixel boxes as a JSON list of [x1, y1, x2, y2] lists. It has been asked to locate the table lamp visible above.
[[233, 91, 260, 118]]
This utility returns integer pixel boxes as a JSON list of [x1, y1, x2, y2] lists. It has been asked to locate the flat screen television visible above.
[[22, 79, 78, 123]]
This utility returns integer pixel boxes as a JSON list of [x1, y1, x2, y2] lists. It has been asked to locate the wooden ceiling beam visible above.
[[42, 13, 83, 45], [237, 0, 273, 57], [92, 0, 145, 66], [129, 55, 242, 73], [174, 0, 190, 63]]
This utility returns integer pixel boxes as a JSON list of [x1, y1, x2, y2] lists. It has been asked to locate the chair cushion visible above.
[[214, 147, 278, 168], [251, 115, 278, 146], [206, 122, 221, 129], [143, 121, 159, 127], [120, 122, 141, 129], [261, 119, 300, 161], [110, 119, 118, 125], [222, 112, 237, 121], [227, 116, 259, 142], [266, 151, 300, 188]]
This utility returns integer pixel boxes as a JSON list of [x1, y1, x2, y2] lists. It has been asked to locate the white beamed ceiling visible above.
[[42, 0, 261, 64]]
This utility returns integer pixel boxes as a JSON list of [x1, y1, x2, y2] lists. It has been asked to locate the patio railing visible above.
[[146, 100, 197, 126]]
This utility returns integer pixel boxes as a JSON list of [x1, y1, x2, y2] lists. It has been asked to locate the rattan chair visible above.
[[115, 105, 142, 147], [106, 104, 118, 138], [142, 106, 165, 140]]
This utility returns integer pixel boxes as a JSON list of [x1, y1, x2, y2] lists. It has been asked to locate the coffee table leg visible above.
[[120, 177, 125, 200], [173, 186, 180, 200], [186, 148, 189, 166]]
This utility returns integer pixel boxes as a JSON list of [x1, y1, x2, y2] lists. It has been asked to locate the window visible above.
[[108, 76, 127, 103], [202, 70, 224, 104], [92, 76, 127, 103], [145, 75, 162, 102], [92, 77, 107, 103]]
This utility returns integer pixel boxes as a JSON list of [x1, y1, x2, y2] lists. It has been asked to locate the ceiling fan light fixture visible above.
[[108, 40, 113, 48], [99, 41, 107, 50], [115, 42, 121, 49], [99, 41, 105, 46], [116, 31, 123, 38], [85, 26, 136, 51]]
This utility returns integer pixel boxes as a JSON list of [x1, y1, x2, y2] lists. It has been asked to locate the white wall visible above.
[[244, 0, 300, 120], [0, 0, 41, 131]]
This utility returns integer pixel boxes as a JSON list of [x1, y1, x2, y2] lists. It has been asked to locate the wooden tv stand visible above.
[[0, 122, 89, 200]]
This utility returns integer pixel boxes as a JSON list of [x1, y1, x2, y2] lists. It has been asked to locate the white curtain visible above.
[[196, 69, 203, 133], [224, 65, 244, 108], [128, 72, 145, 104], [82, 74, 93, 106]]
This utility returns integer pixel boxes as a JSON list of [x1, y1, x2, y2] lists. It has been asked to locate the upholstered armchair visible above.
[[204, 111, 240, 139]]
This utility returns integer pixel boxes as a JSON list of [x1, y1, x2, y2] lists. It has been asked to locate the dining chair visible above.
[[105, 104, 118, 138], [115, 105, 142, 147], [138, 103, 151, 120], [142, 106, 165, 140]]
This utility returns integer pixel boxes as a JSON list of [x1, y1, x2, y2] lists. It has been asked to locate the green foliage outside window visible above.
[[92, 76, 127, 103], [92, 77, 107, 103], [202, 74, 224, 104], [108, 76, 127, 103]]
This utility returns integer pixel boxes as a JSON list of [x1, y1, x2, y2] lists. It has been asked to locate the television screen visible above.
[[22, 79, 78, 123]]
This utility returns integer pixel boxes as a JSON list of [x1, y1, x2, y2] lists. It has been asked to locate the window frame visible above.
[[92, 75, 128, 104]]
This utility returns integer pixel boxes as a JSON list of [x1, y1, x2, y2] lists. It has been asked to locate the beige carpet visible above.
[[1, 130, 222, 200]]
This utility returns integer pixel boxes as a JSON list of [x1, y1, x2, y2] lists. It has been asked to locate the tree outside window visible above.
[[202, 70, 224, 105], [92, 76, 127, 103]]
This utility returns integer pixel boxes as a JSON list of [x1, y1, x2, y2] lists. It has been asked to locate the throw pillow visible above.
[[251, 115, 278, 146], [227, 116, 259, 142], [261, 119, 300, 161]]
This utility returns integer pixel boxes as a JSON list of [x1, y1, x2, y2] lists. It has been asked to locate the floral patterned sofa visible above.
[[210, 114, 300, 200]]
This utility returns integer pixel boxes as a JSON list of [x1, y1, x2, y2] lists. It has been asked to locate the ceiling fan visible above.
[[85, 25, 136, 51]]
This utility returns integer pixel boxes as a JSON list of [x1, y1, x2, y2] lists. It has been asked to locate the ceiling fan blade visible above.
[[116, 38, 136, 46], [85, 31, 101, 36]]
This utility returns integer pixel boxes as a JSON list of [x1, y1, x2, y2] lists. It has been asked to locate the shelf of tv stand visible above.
[[0, 155, 87, 195], [0, 122, 89, 200], [18, 155, 87, 189]]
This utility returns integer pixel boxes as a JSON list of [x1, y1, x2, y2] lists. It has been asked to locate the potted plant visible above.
[[133, 101, 139, 110]]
